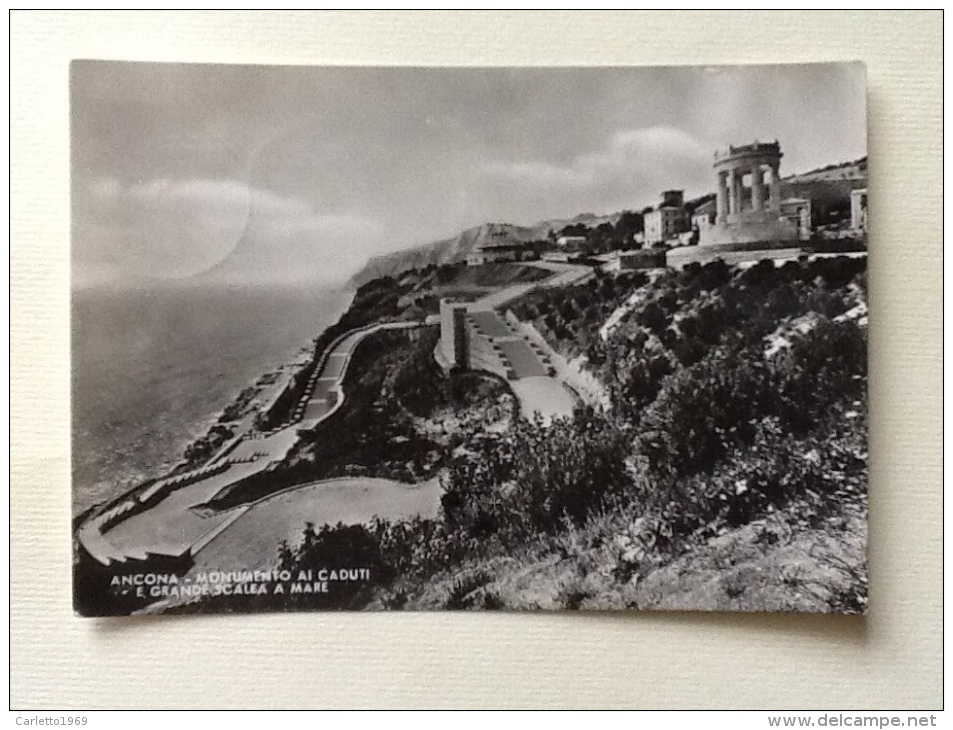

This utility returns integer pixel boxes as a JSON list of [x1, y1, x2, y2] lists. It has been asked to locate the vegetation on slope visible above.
[[206, 327, 515, 511], [513, 257, 866, 424], [287, 326, 516, 484]]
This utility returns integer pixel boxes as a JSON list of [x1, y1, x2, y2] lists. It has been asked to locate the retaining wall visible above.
[[506, 312, 611, 409], [667, 244, 806, 269]]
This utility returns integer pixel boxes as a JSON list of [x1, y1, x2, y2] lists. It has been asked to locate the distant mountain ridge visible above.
[[349, 213, 620, 288]]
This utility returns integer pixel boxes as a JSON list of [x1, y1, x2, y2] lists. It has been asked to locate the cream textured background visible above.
[[10, 11, 942, 709]]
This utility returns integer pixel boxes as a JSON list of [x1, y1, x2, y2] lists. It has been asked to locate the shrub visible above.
[[276, 521, 391, 609], [638, 407, 867, 546], [637, 342, 774, 477], [773, 317, 867, 433], [638, 302, 667, 334], [440, 408, 631, 545]]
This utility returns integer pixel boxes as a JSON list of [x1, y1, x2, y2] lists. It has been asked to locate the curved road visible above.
[[301, 320, 423, 426], [227, 319, 422, 463]]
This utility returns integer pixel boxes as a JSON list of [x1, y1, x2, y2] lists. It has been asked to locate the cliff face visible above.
[[349, 214, 619, 288]]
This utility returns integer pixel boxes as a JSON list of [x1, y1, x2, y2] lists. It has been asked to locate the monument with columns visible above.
[[699, 140, 798, 247]]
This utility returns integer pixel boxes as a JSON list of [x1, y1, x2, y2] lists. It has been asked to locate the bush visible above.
[[774, 317, 867, 433], [640, 405, 867, 545], [440, 408, 631, 544], [276, 522, 391, 609], [638, 302, 667, 334], [637, 342, 774, 477]]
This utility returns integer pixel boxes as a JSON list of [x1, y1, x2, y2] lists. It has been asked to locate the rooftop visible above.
[[714, 140, 781, 162]]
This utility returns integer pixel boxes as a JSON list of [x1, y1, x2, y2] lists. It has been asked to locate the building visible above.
[[691, 199, 717, 231], [780, 198, 813, 241], [644, 190, 688, 245], [556, 235, 587, 248], [850, 188, 868, 231], [466, 242, 530, 266], [603, 250, 666, 272], [698, 140, 799, 247]]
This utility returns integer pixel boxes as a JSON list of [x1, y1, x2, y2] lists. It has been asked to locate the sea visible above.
[[71, 282, 352, 516]]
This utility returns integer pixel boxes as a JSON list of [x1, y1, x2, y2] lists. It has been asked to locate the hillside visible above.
[[783, 156, 867, 184], [780, 157, 867, 225], [349, 213, 619, 288], [176, 255, 868, 615]]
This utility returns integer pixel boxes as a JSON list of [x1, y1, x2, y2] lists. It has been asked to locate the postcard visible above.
[[71, 62, 868, 615]]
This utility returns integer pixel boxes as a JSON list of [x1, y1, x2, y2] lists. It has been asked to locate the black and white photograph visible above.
[[71, 61, 869, 616]]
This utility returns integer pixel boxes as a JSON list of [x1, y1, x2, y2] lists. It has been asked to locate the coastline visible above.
[[72, 283, 357, 525], [73, 293, 441, 571]]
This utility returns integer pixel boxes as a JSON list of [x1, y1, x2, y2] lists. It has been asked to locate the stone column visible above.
[[734, 167, 744, 214], [726, 169, 737, 216], [716, 171, 728, 223], [750, 165, 763, 211], [767, 163, 781, 211]]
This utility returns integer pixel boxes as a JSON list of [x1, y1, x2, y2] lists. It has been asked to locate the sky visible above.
[[71, 62, 867, 288]]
